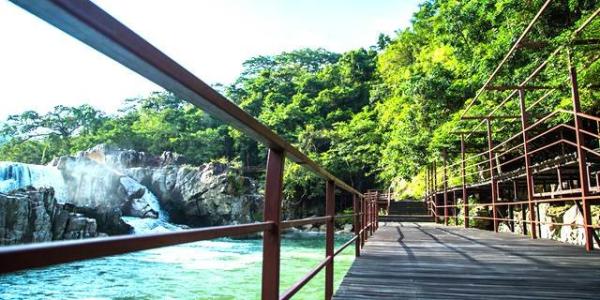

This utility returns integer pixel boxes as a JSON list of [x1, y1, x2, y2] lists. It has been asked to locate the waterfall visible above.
[[121, 183, 181, 234], [0, 161, 179, 234], [117, 175, 180, 233], [0, 161, 68, 202]]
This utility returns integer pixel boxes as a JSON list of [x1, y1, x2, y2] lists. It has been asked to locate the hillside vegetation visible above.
[[2, 0, 599, 202]]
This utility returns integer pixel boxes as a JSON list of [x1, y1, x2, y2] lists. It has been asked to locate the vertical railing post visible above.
[[371, 194, 375, 235], [262, 149, 284, 300], [517, 88, 537, 239], [375, 191, 379, 230], [369, 194, 372, 236], [353, 194, 360, 257], [486, 118, 499, 233], [453, 190, 458, 225], [568, 48, 594, 251], [325, 180, 335, 299], [429, 164, 435, 216], [366, 194, 371, 237], [370, 195, 374, 234], [512, 180, 524, 234], [429, 165, 434, 216], [461, 134, 469, 228], [361, 196, 366, 244], [426, 166, 430, 214], [387, 187, 392, 216], [433, 160, 438, 223], [510, 179, 525, 234], [443, 151, 449, 226]]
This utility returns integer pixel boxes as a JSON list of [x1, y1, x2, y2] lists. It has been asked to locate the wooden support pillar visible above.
[[568, 49, 594, 251], [325, 180, 335, 300], [518, 88, 537, 239], [486, 119, 499, 233], [443, 151, 449, 226], [353, 194, 360, 257], [262, 149, 284, 300], [461, 134, 469, 228]]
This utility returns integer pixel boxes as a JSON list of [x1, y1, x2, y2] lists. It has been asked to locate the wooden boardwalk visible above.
[[334, 222, 600, 299]]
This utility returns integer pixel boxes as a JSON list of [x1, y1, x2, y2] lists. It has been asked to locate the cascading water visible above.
[[0, 161, 69, 201], [120, 182, 181, 233]]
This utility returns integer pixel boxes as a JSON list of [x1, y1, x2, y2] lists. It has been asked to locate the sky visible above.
[[0, 0, 422, 120]]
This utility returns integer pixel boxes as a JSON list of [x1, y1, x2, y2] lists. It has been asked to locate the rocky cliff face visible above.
[[77, 145, 263, 227], [0, 187, 100, 245], [0, 144, 264, 242]]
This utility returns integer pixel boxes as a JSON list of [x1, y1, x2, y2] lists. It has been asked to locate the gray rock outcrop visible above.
[[1, 144, 264, 241], [0, 187, 100, 245], [75, 144, 263, 227]]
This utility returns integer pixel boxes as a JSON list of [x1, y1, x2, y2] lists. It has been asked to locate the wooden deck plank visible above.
[[334, 222, 600, 300]]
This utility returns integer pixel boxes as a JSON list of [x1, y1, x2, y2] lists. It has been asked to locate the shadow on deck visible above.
[[334, 222, 600, 299]]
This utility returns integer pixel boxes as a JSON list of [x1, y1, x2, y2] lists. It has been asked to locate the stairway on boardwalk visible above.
[[379, 200, 433, 222]]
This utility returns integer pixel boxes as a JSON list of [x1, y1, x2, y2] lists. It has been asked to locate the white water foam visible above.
[[0, 161, 69, 202]]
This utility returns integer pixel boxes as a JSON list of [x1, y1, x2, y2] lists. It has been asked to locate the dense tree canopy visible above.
[[1, 0, 599, 201]]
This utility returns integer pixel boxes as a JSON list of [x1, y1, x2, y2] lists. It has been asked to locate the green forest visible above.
[[2, 0, 599, 202]]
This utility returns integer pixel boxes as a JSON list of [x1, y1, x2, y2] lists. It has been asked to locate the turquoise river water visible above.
[[0, 233, 355, 300]]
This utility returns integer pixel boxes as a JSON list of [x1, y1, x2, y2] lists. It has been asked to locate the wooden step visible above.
[[379, 215, 434, 222]]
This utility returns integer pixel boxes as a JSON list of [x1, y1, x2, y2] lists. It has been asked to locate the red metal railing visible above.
[[426, 2, 600, 251], [0, 1, 381, 299]]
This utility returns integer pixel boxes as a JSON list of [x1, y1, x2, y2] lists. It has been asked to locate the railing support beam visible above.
[[433, 161, 438, 223], [325, 180, 335, 300], [353, 194, 360, 257], [518, 89, 538, 239], [443, 151, 449, 226], [361, 196, 366, 245], [262, 149, 284, 300], [461, 134, 469, 228], [568, 49, 594, 251], [486, 119, 499, 232]]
